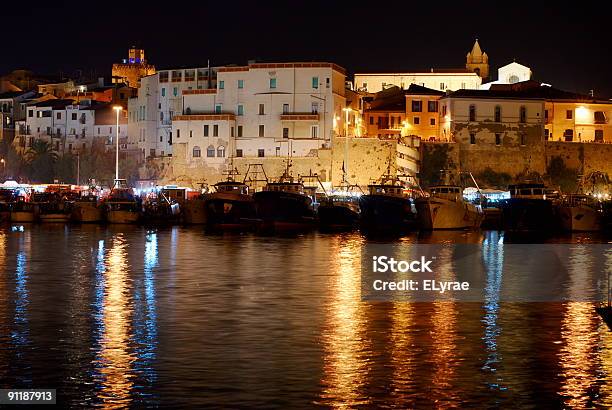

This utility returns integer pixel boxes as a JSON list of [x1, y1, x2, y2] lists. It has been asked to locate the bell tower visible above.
[[466, 39, 489, 80]]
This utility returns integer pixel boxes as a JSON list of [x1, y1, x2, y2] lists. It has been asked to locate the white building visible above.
[[14, 99, 126, 154], [128, 66, 222, 160], [171, 62, 347, 166], [480, 62, 533, 90], [353, 69, 482, 93]]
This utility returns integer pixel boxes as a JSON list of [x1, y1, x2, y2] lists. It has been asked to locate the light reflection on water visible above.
[[0, 225, 610, 407]]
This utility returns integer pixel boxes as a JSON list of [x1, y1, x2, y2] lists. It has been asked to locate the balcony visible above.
[[280, 113, 320, 121], [173, 113, 236, 121]]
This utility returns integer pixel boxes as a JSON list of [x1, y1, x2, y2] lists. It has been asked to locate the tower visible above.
[[466, 39, 489, 80]]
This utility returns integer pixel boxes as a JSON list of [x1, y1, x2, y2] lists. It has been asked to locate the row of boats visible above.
[[1, 164, 610, 233]]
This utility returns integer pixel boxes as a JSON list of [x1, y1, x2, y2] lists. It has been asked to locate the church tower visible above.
[[466, 39, 489, 80]]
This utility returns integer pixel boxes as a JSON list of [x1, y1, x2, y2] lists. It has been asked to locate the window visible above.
[[442, 105, 447, 116], [276, 147, 281, 156], [46, 126, 51, 135], [520, 133, 527, 145], [72, 113, 77, 120], [207, 145, 215, 157], [566, 110, 573, 120], [269, 78, 277, 89], [411, 100, 422, 112], [326, 78, 330, 88], [56, 112, 61, 120], [544, 129, 550, 140], [150, 149, 156, 157], [494, 105, 501, 122], [258, 149, 265, 157], [203, 125, 209, 136], [414, 117, 420, 125], [176, 129, 180, 139], [237, 105, 244, 116], [215, 104, 222, 114], [369, 116, 374, 125], [495, 133, 501, 145], [238, 80, 244, 89], [236, 149, 243, 157], [440, 83, 445, 90], [470, 133, 476, 144], [564, 129, 573, 141], [312, 76, 319, 89], [430, 118, 436, 126], [193, 146, 201, 157], [159, 72, 169, 83], [427, 101, 438, 113], [231, 127, 234, 138], [283, 128, 289, 138], [161, 88, 166, 97], [213, 124, 218, 137], [173, 87, 178, 97], [461, 82, 466, 89], [311, 125, 319, 138], [259, 104, 265, 115], [544, 109, 548, 120], [594, 111, 606, 124], [217, 146, 225, 157], [519, 106, 526, 123], [311, 102, 318, 114], [28, 110, 33, 117], [258, 125, 265, 137], [237, 126, 243, 137], [219, 80, 224, 89], [283, 103, 289, 114], [595, 130, 604, 142], [469, 105, 476, 122]]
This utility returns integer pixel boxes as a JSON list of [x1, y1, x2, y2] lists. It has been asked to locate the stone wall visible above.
[[545, 142, 612, 176]]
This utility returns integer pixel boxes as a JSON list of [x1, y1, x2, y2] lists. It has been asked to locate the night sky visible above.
[[3, 1, 611, 96]]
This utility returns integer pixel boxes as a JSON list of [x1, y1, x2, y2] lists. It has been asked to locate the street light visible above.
[[113, 106, 123, 182], [341, 108, 354, 179], [0, 158, 5, 177]]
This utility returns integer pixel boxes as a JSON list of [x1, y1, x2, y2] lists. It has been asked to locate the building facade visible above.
[[354, 70, 481, 94]]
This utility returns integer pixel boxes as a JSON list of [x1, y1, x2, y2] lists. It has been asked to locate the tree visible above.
[[26, 140, 58, 183], [547, 156, 578, 193]]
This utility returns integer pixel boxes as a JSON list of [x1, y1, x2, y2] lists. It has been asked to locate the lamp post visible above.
[[342, 108, 353, 179], [113, 106, 122, 182], [0, 158, 5, 178]]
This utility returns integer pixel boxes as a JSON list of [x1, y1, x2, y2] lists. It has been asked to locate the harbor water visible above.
[[0, 225, 612, 407]]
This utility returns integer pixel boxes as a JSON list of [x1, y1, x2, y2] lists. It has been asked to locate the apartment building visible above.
[[171, 62, 346, 167]]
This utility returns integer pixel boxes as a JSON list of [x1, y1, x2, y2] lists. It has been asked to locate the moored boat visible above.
[[0, 188, 17, 222], [31, 192, 72, 223], [205, 176, 255, 230], [253, 161, 316, 231], [499, 183, 556, 232], [558, 194, 603, 232], [72, 193, 103, 223], [103, 179, 141, 224], [415, 173, 483, 230], [10, 200, 36, 223]]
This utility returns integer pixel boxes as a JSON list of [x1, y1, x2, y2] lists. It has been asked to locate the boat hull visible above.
[[253, 191, 315, 231], [183, 199, 207, 224], [205, 193, 255, 229], [318, 203, 359, 230], [359, 194, 416, 232], [558, 205, 602, 232], [415, 198, 483, 230], [11, 211, 36, 223], [72, 205, 103, 223], [106, 210, 139, 224], [39, 213, 71, 223], [0, 210, 9, 223], [500, 198, 555, 232]]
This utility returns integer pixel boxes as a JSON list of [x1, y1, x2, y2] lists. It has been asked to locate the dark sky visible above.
[[3, 1, 611, 96]]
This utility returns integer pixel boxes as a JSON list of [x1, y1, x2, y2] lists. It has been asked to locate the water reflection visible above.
[[558, 246, 598, 408], [94, 235, 135, 408], [320, 234, 370, 407], [13, 229, 31, 384]]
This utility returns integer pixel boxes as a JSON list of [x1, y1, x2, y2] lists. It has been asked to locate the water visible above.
[[0, 225, 611, 408]]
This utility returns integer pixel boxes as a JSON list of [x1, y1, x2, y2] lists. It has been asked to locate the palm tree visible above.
[[26, 140, 58, 183]]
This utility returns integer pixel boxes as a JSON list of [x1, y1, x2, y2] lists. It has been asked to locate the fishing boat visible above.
[[499, 183, 556, 232], [317, 173, 361, 230], [359, 166, 420, 233], [558, 193, 603, 231], [141, 188, 181, 224], [103, 179, 141, 224], [31, 192, 72, 223], [72, 190, 103, 223], [0, 188, 17, 222], [415, 172, 483, 230], [205, 168, 255, 230], [253, 161, 316, 231], [183, 185, 209, 225]]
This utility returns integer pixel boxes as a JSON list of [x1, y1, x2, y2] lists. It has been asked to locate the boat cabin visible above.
[[508, 183, 547, 200], [265, 182, 305, 194], [430, 185, 463, 201], [367, 184, 409, 198], [214, 181, 249, 195]]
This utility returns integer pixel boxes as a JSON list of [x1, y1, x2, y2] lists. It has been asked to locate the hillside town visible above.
[[1, 40, 611, 194]]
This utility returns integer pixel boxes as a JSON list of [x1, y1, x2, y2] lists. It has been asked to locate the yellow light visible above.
[[113, 106, 123, 112]]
